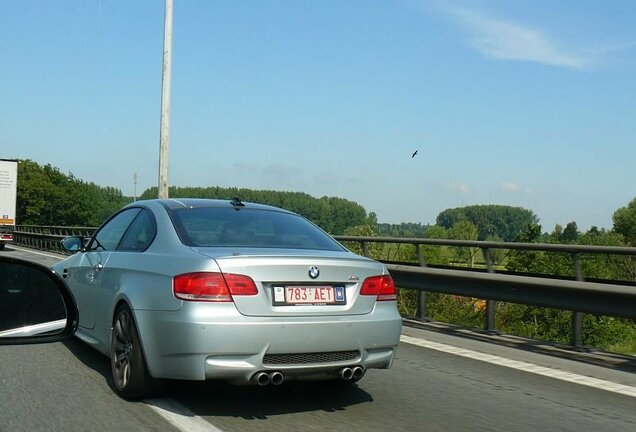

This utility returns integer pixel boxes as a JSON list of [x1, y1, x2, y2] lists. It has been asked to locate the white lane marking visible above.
[[144, 398, 223, 432], [401, 335, 636, 398], [10, 245, 64, 260]]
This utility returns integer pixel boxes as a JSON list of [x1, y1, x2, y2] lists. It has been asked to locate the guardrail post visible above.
[[415, 244, 428, 319], [484, 248, 496, 332], [361, 241, 369, 257], [571, 253, 584, 347], [38, 226, 44, 250]]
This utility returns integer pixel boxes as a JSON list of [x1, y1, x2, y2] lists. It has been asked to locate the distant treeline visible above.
[[16, 160, 636, 251], [436, 205, 539, 242], [377, 222, 430, 238], [17, 160, 131, 226], [140, 186, 372, 235], [16, 161, 373, 234]]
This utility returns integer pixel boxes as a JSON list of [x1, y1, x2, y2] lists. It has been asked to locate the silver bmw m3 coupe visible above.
[[54, 198, 402, 398]]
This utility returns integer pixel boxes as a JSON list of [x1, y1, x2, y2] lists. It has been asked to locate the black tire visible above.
[[111, 305, 155, 399]]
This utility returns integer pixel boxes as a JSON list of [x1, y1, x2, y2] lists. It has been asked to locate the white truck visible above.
[[0, 159, 18, 250]]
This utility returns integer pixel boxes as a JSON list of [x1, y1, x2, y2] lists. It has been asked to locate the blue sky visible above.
[[2, 1, 635, 231]]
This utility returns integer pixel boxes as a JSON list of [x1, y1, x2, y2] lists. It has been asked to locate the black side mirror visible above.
[[0, 257, 78, 345]]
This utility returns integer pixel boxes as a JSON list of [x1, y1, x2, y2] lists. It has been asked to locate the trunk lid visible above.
[[194, 247, 385, 317]]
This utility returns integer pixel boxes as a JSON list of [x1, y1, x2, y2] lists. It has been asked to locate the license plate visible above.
[[273, 285, 346, 306]]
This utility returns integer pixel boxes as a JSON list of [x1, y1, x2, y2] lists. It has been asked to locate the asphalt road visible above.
[[1, 246, 636, 432]]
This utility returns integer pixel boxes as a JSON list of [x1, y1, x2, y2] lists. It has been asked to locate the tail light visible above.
[[173, 272, 258, 302], [360, 274, 397, 301]]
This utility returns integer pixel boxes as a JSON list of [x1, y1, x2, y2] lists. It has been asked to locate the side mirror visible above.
[[0, 257, 78, 345], [61, 236, 86, 254]]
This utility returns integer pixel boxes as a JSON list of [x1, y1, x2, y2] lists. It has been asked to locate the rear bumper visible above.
[[134, 302, 402, 382]]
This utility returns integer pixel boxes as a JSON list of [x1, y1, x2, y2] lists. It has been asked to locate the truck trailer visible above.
[[0, 159, 18, 250]]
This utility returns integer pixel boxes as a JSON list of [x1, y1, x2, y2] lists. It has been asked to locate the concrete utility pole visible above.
[[133, 173, 138, 202], [158, 0, 173, 199]]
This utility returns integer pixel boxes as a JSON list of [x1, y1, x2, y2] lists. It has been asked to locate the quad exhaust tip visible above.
[[340, 366, 365, 381], [255, 372, 270, 386], [270, 371, 284, 385], [254, 367, 363, 385], [253, 371, 284, 386], [352, 366, 364, 380], [340, 367, 354, 380]]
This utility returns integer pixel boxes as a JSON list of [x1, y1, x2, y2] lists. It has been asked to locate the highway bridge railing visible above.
[[332, 236, 636, 347], [13, 225, 97, 253], [12, 226, 636, 347]]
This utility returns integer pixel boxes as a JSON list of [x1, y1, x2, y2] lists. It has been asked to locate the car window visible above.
[[89, 208, 141, 251], [169, 207, 345, 251], [118, 209, 156, 252]]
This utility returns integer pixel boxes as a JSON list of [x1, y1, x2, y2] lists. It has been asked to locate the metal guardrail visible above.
[[387, 264, 636, 318], [12, 226, 636, 347], [335, 235, 636, 347], [14, 225, 96, 253], [334, 235, 636, 256]]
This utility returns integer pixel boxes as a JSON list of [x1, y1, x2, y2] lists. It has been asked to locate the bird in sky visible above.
[[411, 150, 418, 158]]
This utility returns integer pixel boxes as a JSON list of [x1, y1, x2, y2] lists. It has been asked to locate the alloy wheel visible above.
[[112, 309, 134, 390]]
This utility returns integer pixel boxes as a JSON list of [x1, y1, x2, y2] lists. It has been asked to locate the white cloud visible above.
[[500, 182, 533, 194], [444, 182, 470, 194], [448, 7, 590, 69]]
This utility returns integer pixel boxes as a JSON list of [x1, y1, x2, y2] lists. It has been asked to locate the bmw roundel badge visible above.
[[308, 266, 320, 279]]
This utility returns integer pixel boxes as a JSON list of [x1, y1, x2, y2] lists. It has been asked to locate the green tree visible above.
[[16, 160, 50, 225], [503, 221, 636, 354], [577, 228, 633, 281], [613, 197, 636, 246], [377, 222, 429, 237], [436, 205, 539, 241], [418, 225, 450, 265], [341, 224, 383, 257], [484, 233, 506, 267], [611, 198, 636, 282], [507, 223, 573, 277], [449, 220, 479, 267], [562, 221, 579, 242], [141, 186, 369, 235], [16, 160, 130, 227]]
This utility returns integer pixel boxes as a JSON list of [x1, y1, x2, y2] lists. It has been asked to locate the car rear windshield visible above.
[[169, 207, 346, 251]]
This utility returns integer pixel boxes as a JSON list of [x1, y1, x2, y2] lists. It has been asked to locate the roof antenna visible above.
[[230, 197, 245, 209]]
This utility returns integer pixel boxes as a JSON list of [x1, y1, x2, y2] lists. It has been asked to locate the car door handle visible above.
[[94, 263, 104, 272]]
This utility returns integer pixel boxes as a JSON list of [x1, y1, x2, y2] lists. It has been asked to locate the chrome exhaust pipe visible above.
[[254, 372, 270, 386], [270, 371, 284, 386], [340, 367, 353, 380], [352, 366, 365, 380]]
